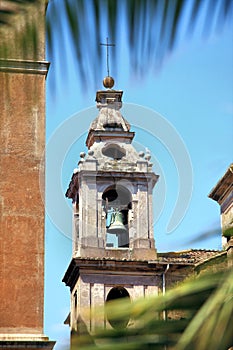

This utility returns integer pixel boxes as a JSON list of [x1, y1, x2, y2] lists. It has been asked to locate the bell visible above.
[[107, 210, 127, 234]]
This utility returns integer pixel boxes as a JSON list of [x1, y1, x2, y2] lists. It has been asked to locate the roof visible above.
[[157, 249, 226, 265], [209, 164, 233, 204], [63, 249, 226, 289]]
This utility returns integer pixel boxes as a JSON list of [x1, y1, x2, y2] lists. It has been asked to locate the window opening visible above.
[[102, 186, 131, 248], [103, 123, 123, 131], [106, 287, 131, 329], [102, 144, 126, 160]]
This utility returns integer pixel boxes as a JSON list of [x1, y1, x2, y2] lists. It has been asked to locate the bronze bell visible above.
[[107, 210, 127, 234]]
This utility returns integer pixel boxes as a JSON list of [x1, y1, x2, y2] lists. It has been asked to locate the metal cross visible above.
[[100, 37, 115, 76]]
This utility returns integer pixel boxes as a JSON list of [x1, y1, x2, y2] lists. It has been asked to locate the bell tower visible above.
[[63, 76, 160, 339]]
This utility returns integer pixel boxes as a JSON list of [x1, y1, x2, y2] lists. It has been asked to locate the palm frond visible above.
[[0, 0, 45, 60], [1, 0, 233, 88], [45, 0, 233, 89]]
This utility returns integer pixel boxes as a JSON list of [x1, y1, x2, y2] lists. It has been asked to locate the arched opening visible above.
[[102, 185, 132, 248], [106, 287, 131, 329], [102, 143, 126, 160], [103, 122, 123, 131]]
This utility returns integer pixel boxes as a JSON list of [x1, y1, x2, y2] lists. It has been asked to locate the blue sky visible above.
[[45, 3, 233, 349]]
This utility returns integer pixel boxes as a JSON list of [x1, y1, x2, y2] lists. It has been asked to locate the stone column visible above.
[[0, 60, 54, 348]]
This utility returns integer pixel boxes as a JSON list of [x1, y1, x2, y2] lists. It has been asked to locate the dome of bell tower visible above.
[[85, 77, 134, 148]]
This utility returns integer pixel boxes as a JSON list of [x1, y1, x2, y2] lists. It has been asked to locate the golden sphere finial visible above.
[[103, 76, 114, 89]]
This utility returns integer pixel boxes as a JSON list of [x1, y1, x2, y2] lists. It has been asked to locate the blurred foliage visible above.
[[223, 225, 233, 238], [46, 0, 233, 88], [0, 0, 45, 60], [186, 228, 221, 245], [1, 0, 233, 85], [70, 268, 233, 350]]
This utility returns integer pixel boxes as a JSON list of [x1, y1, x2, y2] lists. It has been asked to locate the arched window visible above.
[[106, 287, 131, 328], [102, 185, 132, 248]]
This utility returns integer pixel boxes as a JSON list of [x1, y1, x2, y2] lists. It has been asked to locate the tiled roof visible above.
[[71, 249, 226, 265], [157, 249, 226, 265]]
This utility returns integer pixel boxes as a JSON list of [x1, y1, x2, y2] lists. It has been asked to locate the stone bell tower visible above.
[[63, 76, 160, 339]]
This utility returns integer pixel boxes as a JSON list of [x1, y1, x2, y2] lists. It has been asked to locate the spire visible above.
[[100, 37, 115, 89], [86, 50, 134, 148], [86, 78, 133, 147], [100, 37, 115, 77]]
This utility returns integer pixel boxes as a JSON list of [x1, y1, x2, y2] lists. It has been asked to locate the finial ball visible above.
[[103, 76, 114, 89]]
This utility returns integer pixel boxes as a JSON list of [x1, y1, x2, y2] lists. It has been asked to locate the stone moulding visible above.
[[0, 341, 55, 349], [0, 59, 50, 76], [66, 171, 159, 200], [62, 257, 196, 291], [0, 335, 55, 350]]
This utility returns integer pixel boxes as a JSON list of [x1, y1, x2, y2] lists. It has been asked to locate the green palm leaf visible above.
[[176, 269, 233, 350], [45, 0, 233, 87], [1, 1, 233, 85], [69, 269, 232, 350]]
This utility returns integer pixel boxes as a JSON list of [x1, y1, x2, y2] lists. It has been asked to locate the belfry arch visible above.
[[102, 185, 132, 248]]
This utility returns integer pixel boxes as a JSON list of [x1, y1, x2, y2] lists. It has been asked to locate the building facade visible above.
[[209, 164, 233, 263]]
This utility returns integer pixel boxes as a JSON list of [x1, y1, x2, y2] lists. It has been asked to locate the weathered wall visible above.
[[70, 272, 161, 332], [0, 69, 46, 334]]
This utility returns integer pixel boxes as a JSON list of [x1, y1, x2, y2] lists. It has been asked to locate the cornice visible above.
[[208, 164, 233, 204], [63, 257, 193, 290], [0, 59, 50, 76]]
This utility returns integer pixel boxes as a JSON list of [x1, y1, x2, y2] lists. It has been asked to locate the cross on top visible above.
[[100, 37, 115, 76]]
